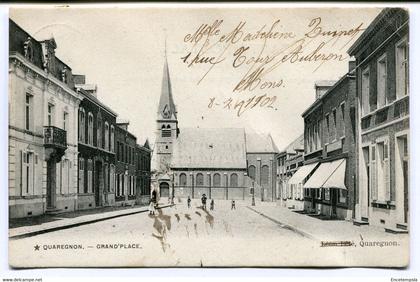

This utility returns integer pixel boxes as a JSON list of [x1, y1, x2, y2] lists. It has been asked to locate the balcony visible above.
[[44, 126, 67, 150]]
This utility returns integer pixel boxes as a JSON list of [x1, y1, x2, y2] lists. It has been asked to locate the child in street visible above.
[[187, 196, 191, 209], [231, 200, 236, 210], [148, 199, 155, 215], [210, 199, 214, 211]]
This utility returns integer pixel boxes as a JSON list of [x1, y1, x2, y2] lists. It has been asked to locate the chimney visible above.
[[348, 60, 356, 72]]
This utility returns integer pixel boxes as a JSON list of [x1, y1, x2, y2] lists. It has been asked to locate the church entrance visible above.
[[160, 182, 170, 197]]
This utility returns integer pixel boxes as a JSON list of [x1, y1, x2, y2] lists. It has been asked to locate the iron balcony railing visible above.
[[44, 126, 67, 149]]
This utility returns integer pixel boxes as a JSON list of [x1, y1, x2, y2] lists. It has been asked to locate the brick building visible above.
[[135, 141, 152, 205], [9, 20, 82, 218], [348, 8, 409, 232], [115, 122, 138, 206], [276, 134, 304, 209], [301, 63, 357, 220], [76, 78, 117, 210]]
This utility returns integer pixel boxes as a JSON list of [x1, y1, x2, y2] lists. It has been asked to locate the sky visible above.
[[10, 6, 381, 151]]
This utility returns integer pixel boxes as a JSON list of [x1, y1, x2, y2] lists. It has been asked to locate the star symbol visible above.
[[34, 244, 40, 251]]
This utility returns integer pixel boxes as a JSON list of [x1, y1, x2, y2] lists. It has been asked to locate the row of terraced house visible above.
[[277, 8, 409, 233], [8, 19, 152, 219]]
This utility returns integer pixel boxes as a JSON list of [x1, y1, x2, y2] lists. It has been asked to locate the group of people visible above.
[[187, 195, 236, 210]]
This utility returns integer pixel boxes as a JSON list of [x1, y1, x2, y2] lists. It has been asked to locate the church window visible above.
[[213, 173, 221, 187], [179, 173, 187, 186], [230, 173, 238, 187], [261, 165, 269, 185], [196, 173, 204, 186], [248, 165, 256, 180]]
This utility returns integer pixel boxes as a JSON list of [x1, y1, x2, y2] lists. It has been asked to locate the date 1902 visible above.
[[208, 94, 277, 117]]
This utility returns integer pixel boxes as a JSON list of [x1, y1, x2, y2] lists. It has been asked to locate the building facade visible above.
[[115, 122, 138, 206], [348, 8, 409, 232], [136, 142, 152, 205], [9, 20, 82, 218], [301, 66, 357, 220], [76, 79, 117, 210], [276, 134, 304, 209]]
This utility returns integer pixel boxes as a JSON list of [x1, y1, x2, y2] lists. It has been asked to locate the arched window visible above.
[[179, 173, 187, 186], [161, 125, 166, 129], [261, 165, 269, 185], [196, 173, 204, 186], [230, 173, 238, 187], [88, 112, 93, 145], [97, 118, 102, 148], [248, 165, 256, 180], [162, 124, 172, 137], [213, 173, 221, 187], [104, 122, 109, 151], [78, 108, 85, 142]]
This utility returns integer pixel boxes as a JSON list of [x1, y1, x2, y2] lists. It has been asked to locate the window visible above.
[[332, 109, 337, 141], [97, 118, 102, 148], [62, 111, 68, 131], [340, 103, 345, 137], [104, 122, 109, 151], [376, 140, 390, 202], [325, 113, 330, 142], [22, 151, 34, 195], [78, 157, 85, 193], [109, 164, 115, 192], [79, 108, 85, 142], [88, 113, 94, 145], [377, 54, 387, 107], [110, 125, 114, 152], [25, 94, 32, 131], [230, 173, 238, 187], [196, 173, 204, 186], [339, 190, 347, 204], [396, 38, 409, 98], [248, 165, 256, 180], [261, 165, 269, 185], [324, 188, 330, 201], [317, 120, 321, 149], [213, 173, 221, 187], [179, 173, 187, 186], [361, 67, 370, 115], [87, 159, 93, 193], [47, 103, 54, 126]]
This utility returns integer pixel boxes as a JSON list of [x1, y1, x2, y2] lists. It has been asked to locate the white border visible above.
[[1, 3, 419, 282]]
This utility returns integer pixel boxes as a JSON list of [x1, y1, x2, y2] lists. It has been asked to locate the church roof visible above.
[[245, 133, 279, 153], [171, 128, 247, 169], [157, 55, 177, 120]]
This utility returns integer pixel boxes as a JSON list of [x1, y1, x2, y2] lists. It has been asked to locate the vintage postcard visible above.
[[7, 5, 410, 268]]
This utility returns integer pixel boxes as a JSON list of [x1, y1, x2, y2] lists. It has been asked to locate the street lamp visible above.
[[252, 181, 255, 206]]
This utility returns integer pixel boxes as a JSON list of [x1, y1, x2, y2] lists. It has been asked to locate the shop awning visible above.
[[303, 159, 347, 190], [288, 162, 319, 185], [322, 159, 347, 190]]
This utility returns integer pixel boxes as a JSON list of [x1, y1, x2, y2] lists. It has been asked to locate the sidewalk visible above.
[[9, 202, 172, 240], [247, 204, 409, 241]]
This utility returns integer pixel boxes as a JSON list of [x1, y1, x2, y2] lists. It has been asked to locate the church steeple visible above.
[[157, 46, 177, 121]]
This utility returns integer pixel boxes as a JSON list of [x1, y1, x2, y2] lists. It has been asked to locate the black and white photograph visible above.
[[2, 4, 415, 271]]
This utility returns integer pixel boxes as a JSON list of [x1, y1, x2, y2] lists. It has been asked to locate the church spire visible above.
[[157, 39, 177, 120]]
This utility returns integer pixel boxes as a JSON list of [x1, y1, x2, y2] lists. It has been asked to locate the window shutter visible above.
[[384, 141, 391, 201], [371, 146, 378, 201], [20, 150, 23, 196]]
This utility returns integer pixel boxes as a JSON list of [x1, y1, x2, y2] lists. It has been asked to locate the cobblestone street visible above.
[[9, 199, 408, 267]]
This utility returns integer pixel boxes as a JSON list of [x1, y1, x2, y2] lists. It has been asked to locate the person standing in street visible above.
[[231, 200, 236, 210], [187, 196, 191, 209], [210, 199, 214, 211], [201, 194, 207, 210]]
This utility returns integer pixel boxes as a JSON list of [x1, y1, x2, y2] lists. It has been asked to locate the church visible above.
[[152, 54, 279, 202]]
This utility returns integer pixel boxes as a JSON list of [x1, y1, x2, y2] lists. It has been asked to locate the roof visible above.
[[77, 87, 117, 117], [245, 133, 279, 153], [157, 55, 177, 120], [314, 80, 336, 88], [348, 8, 408, 56], [280, 133, 304, 154], [171, 128, 247, 169]]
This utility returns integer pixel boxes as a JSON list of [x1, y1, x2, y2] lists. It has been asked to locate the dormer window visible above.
[[61, 67, 67, 83], [23, 37, 34, 62]]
